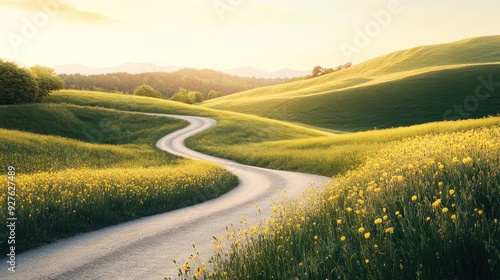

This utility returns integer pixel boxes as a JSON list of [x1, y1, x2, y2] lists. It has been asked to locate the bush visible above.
[[171, 88, 206, 104], [171, 87, 189, 103], [0, 60, 39, 104], [187, 91, 205, 104], [134, 84, 163, 99], [30, 65, 64, 100]]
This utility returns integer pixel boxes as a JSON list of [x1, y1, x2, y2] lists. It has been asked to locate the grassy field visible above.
[[188, 117, 500, 176], [0, 103, 238, 252], [2, 37, 500, 278], [0, 103, 188, 145], [203, 36, 500, 131], [182, 125, 500, 279], [43, 90, 500, 178], [45, 90, 332, 145], [38, 90, 500, 279]]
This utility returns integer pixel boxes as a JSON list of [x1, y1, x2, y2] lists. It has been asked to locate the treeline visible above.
[[59, 68, 295, 98], [310, 62, 352, 78]]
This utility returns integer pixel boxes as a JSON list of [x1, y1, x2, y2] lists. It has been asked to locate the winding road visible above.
[[1, 114, 330, 279]]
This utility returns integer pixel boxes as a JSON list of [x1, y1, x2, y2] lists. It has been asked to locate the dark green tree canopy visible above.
[[0, 60, 39, 104], [133, 84, 163, 99], [30, 65, 64, 99]]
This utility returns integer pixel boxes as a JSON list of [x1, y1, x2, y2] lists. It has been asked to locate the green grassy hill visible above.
[[203, 35, 500, 131], [2, 88, 500, 254], [0, 102, 240, 252]]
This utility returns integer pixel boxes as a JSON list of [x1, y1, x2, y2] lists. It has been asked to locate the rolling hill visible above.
[[203, 35, 500, 131]]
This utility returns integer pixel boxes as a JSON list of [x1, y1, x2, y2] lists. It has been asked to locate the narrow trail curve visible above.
[[1, 114, 331, 280]]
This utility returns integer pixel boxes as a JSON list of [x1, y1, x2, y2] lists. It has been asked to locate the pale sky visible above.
[[0, 0, 499, 72]]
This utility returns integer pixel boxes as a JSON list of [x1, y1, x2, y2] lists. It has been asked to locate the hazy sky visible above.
[[1, 0, 499, 72]]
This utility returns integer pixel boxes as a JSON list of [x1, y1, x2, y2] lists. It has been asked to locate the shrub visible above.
[[0, 60, 39, 104], [134, 84, 163, 99]]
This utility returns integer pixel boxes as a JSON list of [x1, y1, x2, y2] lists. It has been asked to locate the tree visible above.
[[312, 66, 324, 77], [171, 87, 189, 103], [207, 90, 221, 99], [187, 91, 205, 104], [310, 62, 353, 78], [0, 60, 39, 104], [134, 84, 163, 99], [30, 65, 64, 100]]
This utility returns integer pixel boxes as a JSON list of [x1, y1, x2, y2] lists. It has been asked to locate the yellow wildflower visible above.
[[462, 157, 473, 164], [432, 199, 442, 208], [183, 262, 190, 273]]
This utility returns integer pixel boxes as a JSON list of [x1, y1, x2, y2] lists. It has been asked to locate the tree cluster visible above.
[[59, 68, 294, 99], [171, 88, 221, 104], [311, 62, 353, 78], [0, 60, 64, 105], [134, 84, 163, 99]]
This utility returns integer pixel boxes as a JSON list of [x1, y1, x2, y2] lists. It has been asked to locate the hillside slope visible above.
[[203, 35, 500, 131]]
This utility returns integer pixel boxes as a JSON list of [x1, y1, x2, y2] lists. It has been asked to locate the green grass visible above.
[[0, 103, 239, 252], [0, 103, 189, 145], [0, 161, 237, 253], [0, 127, 181, 174], [7, 36, 497, 279], [203, 35, 500, 131], [189, 116, 500, 176], [46, 90, 331, 144], [186, 125, 500, 280], [44, 90, 500, 178]]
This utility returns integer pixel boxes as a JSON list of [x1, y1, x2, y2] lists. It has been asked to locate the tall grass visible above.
[[0, 128, 184, 174], [0, 103, 239, 252], [183, 126, 500, 279], [0, 162, 237, 253], [0, 103, 189, 145], [189, 116, 500, 176]]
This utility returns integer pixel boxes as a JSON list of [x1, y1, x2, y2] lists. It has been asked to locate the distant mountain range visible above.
[[52, 63, 310, 79]]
